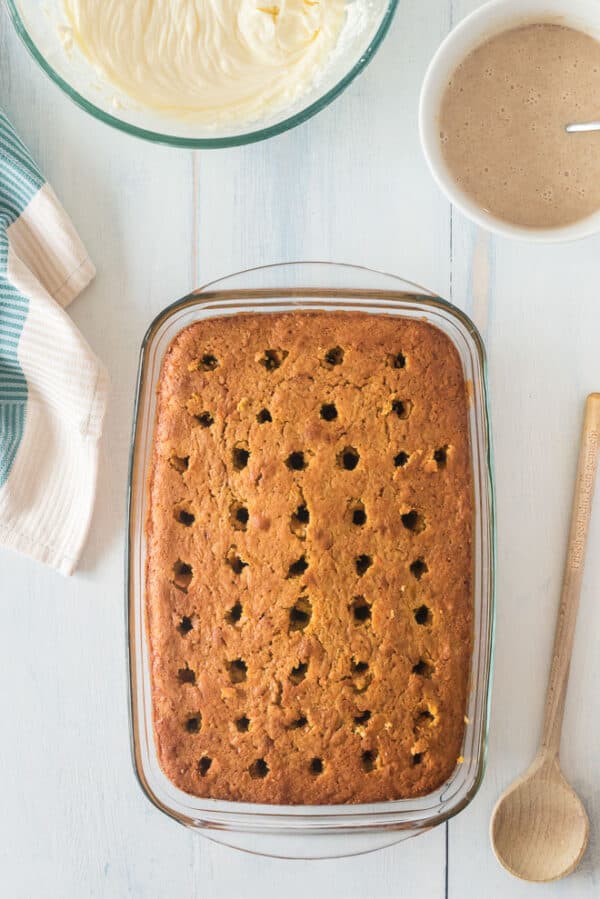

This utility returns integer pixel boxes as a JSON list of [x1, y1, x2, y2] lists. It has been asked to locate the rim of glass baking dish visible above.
[[126, 262, 495, 843], [5, 0, 399, 149]]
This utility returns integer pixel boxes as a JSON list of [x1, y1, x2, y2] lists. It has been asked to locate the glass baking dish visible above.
[[127, 262, 495, 859]]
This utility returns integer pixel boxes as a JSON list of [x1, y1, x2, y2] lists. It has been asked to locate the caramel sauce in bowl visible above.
[[419, 0, 600, 242]]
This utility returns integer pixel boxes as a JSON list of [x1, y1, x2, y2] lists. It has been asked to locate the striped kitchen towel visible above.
[[0, 109, 108, 575]]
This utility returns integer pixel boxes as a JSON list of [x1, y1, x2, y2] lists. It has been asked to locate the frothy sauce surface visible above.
[[440, 24, 600, 228]]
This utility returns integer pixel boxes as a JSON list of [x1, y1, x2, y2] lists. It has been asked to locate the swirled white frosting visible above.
[[63, 0, 347, 122]]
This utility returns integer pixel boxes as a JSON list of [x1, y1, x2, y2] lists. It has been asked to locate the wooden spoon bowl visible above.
[[491, 755, 589, 882]]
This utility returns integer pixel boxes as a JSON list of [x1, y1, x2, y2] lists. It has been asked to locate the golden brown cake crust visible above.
[[145, 311, 474, 804]]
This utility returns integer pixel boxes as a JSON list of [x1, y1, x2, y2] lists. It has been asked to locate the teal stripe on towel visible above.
[[0, 110, 44, 486]]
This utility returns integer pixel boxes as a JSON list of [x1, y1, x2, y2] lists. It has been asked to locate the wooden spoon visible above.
[[490, 392, 600, 882]]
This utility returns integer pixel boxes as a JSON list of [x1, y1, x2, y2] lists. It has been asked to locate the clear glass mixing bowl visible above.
[[6, 0, 399, 148]]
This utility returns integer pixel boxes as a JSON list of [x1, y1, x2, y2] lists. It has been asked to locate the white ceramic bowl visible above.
[[419, 0, 600, 242]]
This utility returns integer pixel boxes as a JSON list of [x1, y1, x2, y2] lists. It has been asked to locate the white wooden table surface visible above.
[[1, 1, 600, 896]]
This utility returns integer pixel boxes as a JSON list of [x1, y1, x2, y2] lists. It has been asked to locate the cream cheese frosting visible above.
[[62, 0, 347, 122]]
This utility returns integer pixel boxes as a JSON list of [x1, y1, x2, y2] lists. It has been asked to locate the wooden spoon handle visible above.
[[541, 393, 600, 756]]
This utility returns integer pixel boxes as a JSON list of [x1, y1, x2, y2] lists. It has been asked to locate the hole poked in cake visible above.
[[194, 411, 214, 428], [230, 501, 249, 531], [199, 353, 218, 371], [174, 506, 195, 527], [414, 707, 435, 729], [227, 658, 248, 684], [289, 715, 308, 729], [353, 710, 371, 726], [324, 345, 344, 366], [226, 547, 248, 575], [355, 554, 373, 576], [414, 604, 432, 626], [337, 446, 359, 471], [235, 715, 250, 733], [350, 595, 372, 624], [390, 398, 413, 420], [259, 348, 288, 371], [235, 507, 249, 527], [351, 659, 369, 674], [389, 351, 407, 369], [249, 758, 269, 779], [412, 751, 424, 766], [289, 661, 308, 685], [433, 445, 449, 469], [394, 450, 410, 468], [320, 402, 338, 421], [185, 713, 202, 733], [351, 501, 367, 526], [289, 596, 312, 632], [225, 601, 243, 625], [401, 509, 426, 533], [287, 554, 308, 579], [178, 615, 193, 636], [172, 560, 193, 592], [232, 444, 250, 471], [290, 503, 310, 539], [198, 756, 212, 776], [351, 658, 372, 694], [361, 749, 379, 773], [286, 451, 308, 471], [412, 658, 434, 678], [257, 407, 272, 424], [310, 757, 324, 776], [177, 665, 196, 685], [169, 454, 189, 474], [410, 557, 428, 580]]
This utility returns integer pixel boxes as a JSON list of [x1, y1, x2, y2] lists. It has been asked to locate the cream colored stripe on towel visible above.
[[7, 185, 95, 308]]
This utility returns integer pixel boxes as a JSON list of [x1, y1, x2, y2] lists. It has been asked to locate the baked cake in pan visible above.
[[145, 311, 474, 804]]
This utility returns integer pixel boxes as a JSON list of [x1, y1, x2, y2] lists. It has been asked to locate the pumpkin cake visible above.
[[145, 311, 474, 804]]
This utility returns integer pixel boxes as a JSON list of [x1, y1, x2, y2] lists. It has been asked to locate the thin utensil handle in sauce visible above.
[[566, 121, 600, 133], [541, 393, 600, 756]]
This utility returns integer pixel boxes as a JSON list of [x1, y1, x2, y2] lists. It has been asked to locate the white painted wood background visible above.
[[1, 0, 599, 896]]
